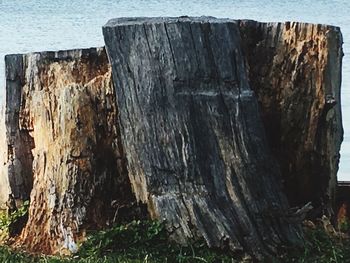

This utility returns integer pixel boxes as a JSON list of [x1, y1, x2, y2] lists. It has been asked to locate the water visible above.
[[0, 0, 349, 179]]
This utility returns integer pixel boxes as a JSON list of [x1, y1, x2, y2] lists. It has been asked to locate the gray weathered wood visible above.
[[103, 17, 302, 258], [0, 55, 34, 208]]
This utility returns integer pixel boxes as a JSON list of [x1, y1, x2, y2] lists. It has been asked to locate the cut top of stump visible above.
[[104, 16, 236, 27]]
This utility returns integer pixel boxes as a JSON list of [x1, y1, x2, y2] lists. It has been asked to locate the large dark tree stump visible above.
[[103, 17, 302, 258]]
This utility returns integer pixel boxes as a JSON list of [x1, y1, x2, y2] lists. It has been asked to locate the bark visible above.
[[3, 48, 138, 254], [103, 17, 302, 258], [239, 21, 343, 215]]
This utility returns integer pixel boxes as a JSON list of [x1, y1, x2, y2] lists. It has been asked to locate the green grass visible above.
[[280, 226, 350, 263], [1, 220, 350, 262], [0, 200, 29, 241], [77, 220, 237, 262], [0, 220, 240, 263]]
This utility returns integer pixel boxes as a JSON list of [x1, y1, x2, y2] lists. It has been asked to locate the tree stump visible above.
[[3, 48, 137, 254], [239, 20, 343, 215], [103, 17, 302, 258]]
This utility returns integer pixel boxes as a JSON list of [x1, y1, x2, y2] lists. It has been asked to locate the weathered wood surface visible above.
[[103, 17, 302, 258], [3, 48, 137, 254], [0, 55, 34, 209], [239, 20, 343, 215], [0, 16, 343, 259]]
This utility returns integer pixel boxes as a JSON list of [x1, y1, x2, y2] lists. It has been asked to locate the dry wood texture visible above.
[[2, 48, 136, 254], [103, 17, 302, 258], [0, 55, 34, 209], [0, 16, 343, 260], [239, 20, 343, 215]]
